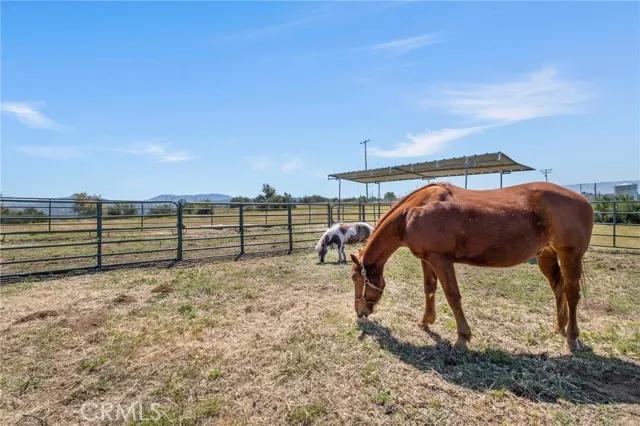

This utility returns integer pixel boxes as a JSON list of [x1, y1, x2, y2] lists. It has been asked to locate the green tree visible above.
[[72, 192, 100, 216], [148, 204, 174, 215], [262, 184, 277, 199], [0, 207, 47, 224], [383, 191, 397, 201], [106, 203, 137, 216]]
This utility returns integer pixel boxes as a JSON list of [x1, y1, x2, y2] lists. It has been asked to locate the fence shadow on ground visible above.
[[357, 320, 640, 404]]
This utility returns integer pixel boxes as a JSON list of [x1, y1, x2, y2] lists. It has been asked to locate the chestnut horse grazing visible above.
[[350, 182, 593, 352]]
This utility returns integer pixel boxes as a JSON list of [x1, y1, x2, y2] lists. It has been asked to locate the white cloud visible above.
[[126, 143, 194, 163], [248, 155, 272, 171], [439, 67, 592, 123], [370, 125, 493, 158], [372, 33, 440, 54], [1, 101, 61, 129], [372, 67, 592, 158], [280, 158, 304, 173], [15, 145, 82, 159]]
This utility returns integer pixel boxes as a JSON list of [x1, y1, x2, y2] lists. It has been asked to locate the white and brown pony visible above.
[[316, 222, 374, 263]]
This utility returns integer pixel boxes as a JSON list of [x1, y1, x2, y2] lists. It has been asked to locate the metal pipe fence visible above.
[[0, 198, 392, 279], [1, 197, 637, 279]]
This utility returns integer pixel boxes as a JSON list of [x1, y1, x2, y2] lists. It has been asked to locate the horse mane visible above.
[[371, 183, 452, 234]]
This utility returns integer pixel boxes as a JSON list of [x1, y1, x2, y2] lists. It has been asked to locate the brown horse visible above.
[[350, 182, 593, 352]]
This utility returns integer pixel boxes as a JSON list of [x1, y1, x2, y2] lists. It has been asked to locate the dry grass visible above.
[[0, 247, 638, 425]]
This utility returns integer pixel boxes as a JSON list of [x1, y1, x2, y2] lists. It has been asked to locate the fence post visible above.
[[210, 203, 214, 228], [140, 202, 144, 231], [177, 201, 183, 261], [612, 202, 617, 248], [287, 204, 293, 254], [327, 203, 332, 227], [48, 199, 52, 232], [239, 205, 245, 256], [96, 201, 103, 268]]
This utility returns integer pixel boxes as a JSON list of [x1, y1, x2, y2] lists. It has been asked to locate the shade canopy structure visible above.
[[328, 152, 534, 185]]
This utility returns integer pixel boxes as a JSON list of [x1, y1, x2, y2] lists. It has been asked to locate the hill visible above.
[[147, 193, 232, 203]]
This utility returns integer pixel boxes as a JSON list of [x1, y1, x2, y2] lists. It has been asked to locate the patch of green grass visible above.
[[582, 323, 640, 358], [286, 402, 327, 425], [490, 387, 508, 400], [194, 397, 222, 418], [361, 362, 381, 385], [153, 376, 188, 405], [372, 389, 392, 406], [178, 304, 197, 319], [484, 348, 514, 365], [207, 367, 222, 380], [77, 356, 108, 373], [128, 405, 187, 426]]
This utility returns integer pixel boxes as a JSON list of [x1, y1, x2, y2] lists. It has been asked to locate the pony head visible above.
[[315, 234, 330, 263]]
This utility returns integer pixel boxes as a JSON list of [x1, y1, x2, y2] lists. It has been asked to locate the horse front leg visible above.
[[419, 260, 438, 330], [338, 241, 346, 263], [427, 254, 471, 350]]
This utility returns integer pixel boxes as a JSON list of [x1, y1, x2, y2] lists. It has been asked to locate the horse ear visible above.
[[350, 253, 360, 265]]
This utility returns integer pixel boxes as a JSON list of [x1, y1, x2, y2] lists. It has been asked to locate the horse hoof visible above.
[[453, 337, 468, 351], [555, 325, 567, 336], [422, 313, 436, 325], [418, 321, 430, 331], [566, 338, 587, 353]]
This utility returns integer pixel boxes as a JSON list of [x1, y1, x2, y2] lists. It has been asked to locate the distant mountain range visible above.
[[147, 193, 232, 202], [0, 193, 232, 214]]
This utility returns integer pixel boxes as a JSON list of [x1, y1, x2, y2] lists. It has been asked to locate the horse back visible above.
[[402, 182, 592, 266]]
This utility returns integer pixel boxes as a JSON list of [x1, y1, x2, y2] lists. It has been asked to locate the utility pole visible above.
[[360, 139, 370, 199], [540, 169, 552, 182]]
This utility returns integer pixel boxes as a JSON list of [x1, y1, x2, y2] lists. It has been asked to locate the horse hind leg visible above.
[[419, 260, 438, 330], [537, 247, 568, 335], [558, 249, 586, 352]]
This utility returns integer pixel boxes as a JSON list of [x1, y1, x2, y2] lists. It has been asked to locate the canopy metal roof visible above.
[[328, 152, 534, 184]]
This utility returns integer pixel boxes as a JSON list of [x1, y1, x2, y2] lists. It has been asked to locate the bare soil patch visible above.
[[12, 310, 59, 325]]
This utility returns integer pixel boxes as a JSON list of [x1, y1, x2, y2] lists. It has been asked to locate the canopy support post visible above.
[[338, 178, 342, 222]]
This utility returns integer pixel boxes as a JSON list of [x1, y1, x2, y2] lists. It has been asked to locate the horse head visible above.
[[350, 252, 385, 318]]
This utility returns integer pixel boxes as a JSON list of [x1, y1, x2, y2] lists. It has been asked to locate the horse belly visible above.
[[453, 213, 548, 267]]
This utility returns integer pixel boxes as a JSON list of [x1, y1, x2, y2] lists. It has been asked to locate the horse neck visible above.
[[361, 215, 403, 273]]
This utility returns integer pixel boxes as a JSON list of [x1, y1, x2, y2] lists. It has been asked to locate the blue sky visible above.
[[1, 1, 639, 199]]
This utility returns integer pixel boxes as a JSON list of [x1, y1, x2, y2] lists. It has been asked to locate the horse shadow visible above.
[[357, 320, 640, 404]]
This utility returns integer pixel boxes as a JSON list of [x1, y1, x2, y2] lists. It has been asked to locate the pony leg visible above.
[[558, 249, 585, 352], [427, 254, 471, 349], [338, 241, 345, 263], [419, 260, 438, 330], [537, 247, 568, 335]]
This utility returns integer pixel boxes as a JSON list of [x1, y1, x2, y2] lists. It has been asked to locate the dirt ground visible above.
[[1, 247, 638, 425]]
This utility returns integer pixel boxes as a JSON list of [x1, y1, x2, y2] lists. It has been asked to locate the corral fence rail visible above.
[[0, 198, 637, 279], [0, 198, 392, 279]]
